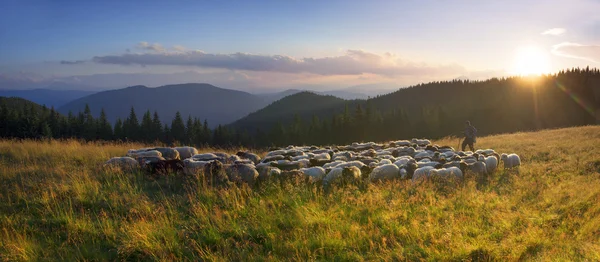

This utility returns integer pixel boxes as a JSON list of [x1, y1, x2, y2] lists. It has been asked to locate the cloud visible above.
[[60, 60, 86, 65], [91, 48, 466, 76], [173, 45, 186, 52], [136, 42, 165, 52], [552, 42, 600, 63], [541, 28, 566, 36]]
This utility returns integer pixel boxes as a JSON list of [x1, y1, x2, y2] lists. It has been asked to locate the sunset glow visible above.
[[513, 46, 551, 76]]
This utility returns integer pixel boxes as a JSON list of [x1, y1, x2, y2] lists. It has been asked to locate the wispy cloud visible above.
[[541, 28, 566, 36], [60, 60, 86, 65], [91, 47, 466, 76], [552, 42, 600, 63], [136, 42, 165, 52]]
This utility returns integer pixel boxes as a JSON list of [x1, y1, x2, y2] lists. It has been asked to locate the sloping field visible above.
[[1, 126, 599, 261]]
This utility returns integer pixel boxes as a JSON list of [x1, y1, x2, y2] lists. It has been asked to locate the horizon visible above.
[[1, 0, 599, 92]]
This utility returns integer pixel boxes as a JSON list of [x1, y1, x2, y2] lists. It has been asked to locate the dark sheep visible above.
[[146, 159, 184, 176]]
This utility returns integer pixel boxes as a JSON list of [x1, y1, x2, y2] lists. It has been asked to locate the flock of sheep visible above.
[[104, 139, 521, 188]]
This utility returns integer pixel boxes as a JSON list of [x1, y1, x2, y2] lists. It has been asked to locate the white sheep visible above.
[[192, 153, 219, 161], [127, 150, 162, 158], [463, 161, 488, 176], [311, 152, 331, 161], [430, 167, 463, 180], [300, 166, 327, 181], [236, 151, 261, 164], [412, 166, 435, 182], [335, 160, 366, 169], [479, 155, 498, 174], [175, 146, 199, 160], [182, 159, 210, 176], [225, 163, 259, 186], [378, 159, 393, 166], [501, 153, 521, 169], [323, 160, 345, 169], [104, 157, 140, 171], [323, 166, 361, 186], [256, 165, 281, 181], [152, 147, 180, 160], [369, 164, 401, 182]]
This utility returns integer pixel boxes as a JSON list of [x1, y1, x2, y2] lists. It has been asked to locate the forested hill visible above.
[[231, 92, 347, 129], [234, 68, 600, 147]]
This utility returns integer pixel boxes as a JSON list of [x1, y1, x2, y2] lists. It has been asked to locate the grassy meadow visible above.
[[1, 126, 600, 261]]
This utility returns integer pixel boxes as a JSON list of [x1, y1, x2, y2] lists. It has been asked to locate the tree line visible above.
[[0, 100, 252, 147]]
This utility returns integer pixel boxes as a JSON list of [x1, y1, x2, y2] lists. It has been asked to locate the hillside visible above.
[[0, 96, 48, 112], [232, 91, 347, 129], [1, 126, 599, 260], [0, 89, 96, 108], [233, 69, 600, 144], [58, 83, 270, 127]]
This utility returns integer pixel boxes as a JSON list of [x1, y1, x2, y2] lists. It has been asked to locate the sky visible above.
[[1, 0, 599, 92]]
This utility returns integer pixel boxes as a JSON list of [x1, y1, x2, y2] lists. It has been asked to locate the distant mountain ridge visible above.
[[58, 83, 281, 127]]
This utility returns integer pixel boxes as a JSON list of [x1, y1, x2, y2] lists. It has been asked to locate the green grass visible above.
[[1, 126, 600, 261]]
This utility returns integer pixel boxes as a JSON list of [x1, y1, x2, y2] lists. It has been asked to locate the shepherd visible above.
[[462, 120, 477, 152]]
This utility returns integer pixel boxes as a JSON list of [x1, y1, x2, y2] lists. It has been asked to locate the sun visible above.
[[512, 46, 551, 76]]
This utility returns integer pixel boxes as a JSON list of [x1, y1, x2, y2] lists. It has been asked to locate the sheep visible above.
[[127, 150, 162, 158], [292, 155, 309, 161], [262, 155, 287, 163], [414, 151, 432, 159], [213, 152, 230, 159], [136, 156, 166, 169], [479, 155, 498, 174], [271, 160, 309, 171], [335, 160, 366, 169], [430, 167, 463, 180], [333, 151, 353, 160], [417, 161, 441, 168], [378, 159, 393, 166], [460, 161, 488, 176], [151, 147, 180, 160], [300, 166, 327, 182], [256, 165, 281, 181], [411, 166, 435, 182], [278, 170, 308, 185], [146, 159, 184, 176], [234, 159, 254, 166], [309, 158, 333, 167], [127, 148, 153, 154], [266, 149, 287, 157], [227, 155, 242, 164], [411, 138, 431, 146], [475, 149, 496, 156], [192, 153, 219, 161], [322, 160, 345, 169], [202, 160, 230, 186], [174, 146, 199, 160], [393, 140, 411, 147], [311, 152, 331, 161], [358, 158, 379, 166], [394, 156, 415, 167], [323, 166, 361, 186], [369, 164, 400, 182], [104, 157, 140, 171], [183, 159, 210, 176], [235, 151, 261, 164], [501, 153, 521, 169], [225, 163, 259, 186]]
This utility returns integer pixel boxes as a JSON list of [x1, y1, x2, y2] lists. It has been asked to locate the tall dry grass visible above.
[[1, 126, 599, 261]]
